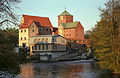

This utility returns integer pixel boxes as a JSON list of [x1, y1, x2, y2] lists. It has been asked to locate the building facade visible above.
[[58, 9, 84, 42], [29, 35, 67, 61], [19, 15, 53, 47]]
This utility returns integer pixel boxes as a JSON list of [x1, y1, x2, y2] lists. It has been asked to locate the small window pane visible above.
[[42, 45, 44, 50], [35, 45, 37, 50], [38, 45, 41, 50], [46, 45, 48, 50]]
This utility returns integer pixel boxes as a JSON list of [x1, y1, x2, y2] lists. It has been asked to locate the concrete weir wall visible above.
[[37, 52, 67, 61]]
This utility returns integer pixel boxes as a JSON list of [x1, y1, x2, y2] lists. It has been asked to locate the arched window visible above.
[[24, 37, 26, 40]]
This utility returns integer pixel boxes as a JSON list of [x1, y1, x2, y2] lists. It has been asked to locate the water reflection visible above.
[[16, 61, 120, 78]]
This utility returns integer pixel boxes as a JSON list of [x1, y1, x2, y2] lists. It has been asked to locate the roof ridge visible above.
[[23, 14, 49, 18]]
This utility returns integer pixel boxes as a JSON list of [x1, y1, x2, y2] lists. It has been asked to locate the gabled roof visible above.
[[60, 22, 78, 29], [20, 14, 53, 29], [58, 10, 73, 16]]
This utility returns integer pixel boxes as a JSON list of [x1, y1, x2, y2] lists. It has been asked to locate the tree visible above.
[[84, 30, 91, 39], [0, 0, 21, 27], [90, 0, 120, 73], [0, 29, 20, 74], [0, 0, 21, 75], [3, 28, 19, 46]]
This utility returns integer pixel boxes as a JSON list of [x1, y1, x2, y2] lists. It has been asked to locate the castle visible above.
[[58, 9, 84, 42], [19, 9, 87, 48]]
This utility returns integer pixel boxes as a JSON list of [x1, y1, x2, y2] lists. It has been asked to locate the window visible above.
[[46, 45, 48, 50], [46, 29, 48, 31], [42, 45, 44, 50], [24, 30, 26, 32], [32, 29, 34, 32], [53, 44, 54, 50], [38, 39, 40, 42], [21, 30, 23, 33], [35, 45, 37, 50], [55, 45, 57, 50], [21, 37, 22, 40], [33, 39, 37, 43], [38, 45, 41, 50], [24, 37, 26, 40], [49, 29, 51, 31], [39, 28, 42, 30], [45, 38, 48, 43], [42, 38, 44, 42]]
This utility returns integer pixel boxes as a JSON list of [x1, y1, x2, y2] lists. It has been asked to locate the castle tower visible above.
[[58, 8, 73, 26]]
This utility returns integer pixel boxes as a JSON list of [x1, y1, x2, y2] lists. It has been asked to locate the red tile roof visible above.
[[20, 14, 53, 29]]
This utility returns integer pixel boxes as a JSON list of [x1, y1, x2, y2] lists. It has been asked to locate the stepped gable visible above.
[[20, 14, 53, 29]]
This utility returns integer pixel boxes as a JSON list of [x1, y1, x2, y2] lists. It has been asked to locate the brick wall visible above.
[[58, 15, 73, 25]]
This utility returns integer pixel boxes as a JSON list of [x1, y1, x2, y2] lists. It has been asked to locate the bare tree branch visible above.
[[0, 0, 21, 28]]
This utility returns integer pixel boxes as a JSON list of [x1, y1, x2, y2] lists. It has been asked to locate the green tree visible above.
[[0, 0, 21, 75], [84, 30, 91, 39], [0, 29, 20, 74], [4, 28, 19, 46], [90, 0, 120, 73]]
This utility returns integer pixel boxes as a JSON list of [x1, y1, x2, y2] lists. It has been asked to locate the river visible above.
[[16, 60, 120, 78]]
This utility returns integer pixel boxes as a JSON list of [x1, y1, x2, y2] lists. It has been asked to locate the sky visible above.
[[16, 0, 108, 31]]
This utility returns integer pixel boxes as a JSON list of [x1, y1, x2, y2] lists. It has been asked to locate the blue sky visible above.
[[17, 0, 108, 31]]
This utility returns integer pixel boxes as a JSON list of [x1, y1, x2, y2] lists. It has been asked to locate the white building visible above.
[[29, 35, 67, 61]]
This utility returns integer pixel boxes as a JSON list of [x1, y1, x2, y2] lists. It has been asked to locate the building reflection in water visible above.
[[20, 63, 33, 78], [17, 62, 117, 78]]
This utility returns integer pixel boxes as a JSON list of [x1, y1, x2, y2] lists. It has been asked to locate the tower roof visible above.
[[58, 10, 73, 16], [59, 22, 84, 29]]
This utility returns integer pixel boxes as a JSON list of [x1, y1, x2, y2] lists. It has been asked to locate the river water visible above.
[[16, 60, 120, 78]]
